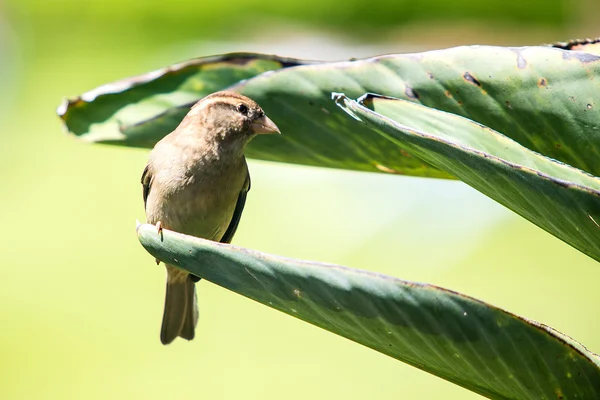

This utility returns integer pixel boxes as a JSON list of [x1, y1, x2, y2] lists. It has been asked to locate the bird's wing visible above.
[[219, 170, 251, 244], [141, 163, 153, 209]]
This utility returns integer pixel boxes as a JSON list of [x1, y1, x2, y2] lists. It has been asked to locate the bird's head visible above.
[[182, 91, 280, 153]]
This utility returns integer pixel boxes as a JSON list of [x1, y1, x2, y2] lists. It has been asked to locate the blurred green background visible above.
[[1, 1, 599, 399]]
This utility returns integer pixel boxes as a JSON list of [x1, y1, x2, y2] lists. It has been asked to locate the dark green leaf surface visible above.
[[137, 223, 600, 400], [59, 45, 600, 177], [335, 93, 600, 263]]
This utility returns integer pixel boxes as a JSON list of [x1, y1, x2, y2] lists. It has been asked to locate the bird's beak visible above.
[[251, 115, 281, 135]]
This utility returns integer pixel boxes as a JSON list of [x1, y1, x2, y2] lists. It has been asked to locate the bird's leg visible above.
[[155, 221, 163, 265]]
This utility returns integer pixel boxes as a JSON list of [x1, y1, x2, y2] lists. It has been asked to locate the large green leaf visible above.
[[57, 53, 312, 148], [137, 223, 600, 400], [59, 44, 600, 177], [334, 93, 600, 263]]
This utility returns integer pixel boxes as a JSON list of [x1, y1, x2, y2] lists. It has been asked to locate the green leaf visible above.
[[59, 45, 600, 178], [57, 53, 312, 148], [334, 93, 600, 263], [137, 223, 600, 400]]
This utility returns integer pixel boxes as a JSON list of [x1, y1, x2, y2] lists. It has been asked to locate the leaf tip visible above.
[[332, 92, 362, 122], [330, 92, 347, 103], [56, 96, 87, 135]]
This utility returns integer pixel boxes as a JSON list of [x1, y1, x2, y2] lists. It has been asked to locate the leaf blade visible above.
[[59, 45, 600, 177], [58, 53, 314, 147], [335, 93, 600, 263], [137, 224, 600, 400]]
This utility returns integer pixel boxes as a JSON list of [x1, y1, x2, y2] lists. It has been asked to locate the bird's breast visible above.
[[146, 157, 247, 241]]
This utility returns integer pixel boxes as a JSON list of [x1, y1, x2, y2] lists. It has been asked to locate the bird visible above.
[[141, 91, 280, 345]]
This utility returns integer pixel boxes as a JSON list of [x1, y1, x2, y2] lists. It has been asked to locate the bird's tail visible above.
[[160, 265, 198, 345]]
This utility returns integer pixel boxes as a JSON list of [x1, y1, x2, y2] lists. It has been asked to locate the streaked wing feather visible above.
[[141, 164, 152, 209], [220, 172, 251, 244]]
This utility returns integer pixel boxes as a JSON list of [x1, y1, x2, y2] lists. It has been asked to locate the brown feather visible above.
[[142, 91, 277, 345]]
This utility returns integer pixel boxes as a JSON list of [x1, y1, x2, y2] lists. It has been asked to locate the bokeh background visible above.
[[1, 1, 599, 399]]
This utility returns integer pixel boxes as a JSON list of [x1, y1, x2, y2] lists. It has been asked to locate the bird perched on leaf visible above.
[[141, 91, 280, 345]]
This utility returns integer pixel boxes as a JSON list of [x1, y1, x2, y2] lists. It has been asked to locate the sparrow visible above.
[[141, 91, 280, 345]]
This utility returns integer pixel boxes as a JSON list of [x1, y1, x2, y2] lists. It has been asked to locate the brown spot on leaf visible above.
[[405, 85, 419, 100], [399, 149, 412, 158], [538, 78, 548, 87], [505, 100, 512, 109], [554, 388, 564, 399], [463, 72, 481, 87], [444, 91, 453, 99], [555, 143, 562, 149]]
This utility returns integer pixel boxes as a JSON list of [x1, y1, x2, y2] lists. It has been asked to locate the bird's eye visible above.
[[237, 104, 248, 115]]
